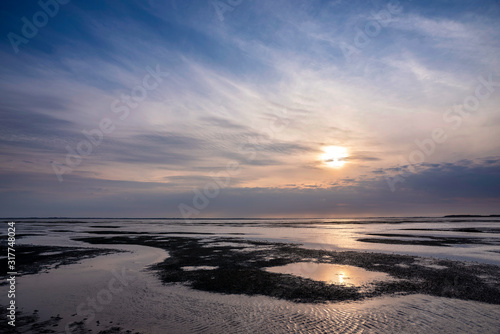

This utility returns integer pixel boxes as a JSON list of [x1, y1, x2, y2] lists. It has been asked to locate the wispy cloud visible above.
[[0, 0, 499, 216]]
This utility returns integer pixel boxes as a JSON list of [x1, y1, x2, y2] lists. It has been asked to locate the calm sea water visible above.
[[15, 216, 500, 265], [4, 217, 500, 333]]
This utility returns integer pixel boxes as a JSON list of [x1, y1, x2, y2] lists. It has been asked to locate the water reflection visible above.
[[265, 262, 394, 286], [338, 272, 344, 284]]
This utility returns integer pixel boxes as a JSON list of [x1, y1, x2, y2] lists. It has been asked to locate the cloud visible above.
[[400, 158, 500, 198], [199, 116, 249, 130], [1, 156, 499, 217], [0, 0, 499, 216], [394, 15, 473, 40], [345, 155, 381, 162]]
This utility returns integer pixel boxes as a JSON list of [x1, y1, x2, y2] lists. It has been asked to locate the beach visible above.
[[1, 217, 500, 333]]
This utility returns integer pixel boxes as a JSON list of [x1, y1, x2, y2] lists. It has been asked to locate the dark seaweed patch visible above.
[[74, 235, 500, 305], [0, 245, 121, 281], [359, 233, 500, 246]]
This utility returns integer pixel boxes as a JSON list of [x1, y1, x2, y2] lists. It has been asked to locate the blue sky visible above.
[[0, 0, 499, 217]]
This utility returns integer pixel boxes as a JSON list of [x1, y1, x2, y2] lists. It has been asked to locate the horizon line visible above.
[[3, 214, 500, 220]]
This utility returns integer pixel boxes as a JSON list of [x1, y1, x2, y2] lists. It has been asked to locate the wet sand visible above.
[[0, 245, 119, 281], [2, 239, 500, 334], [2, 218, 500, 333], [76, 235, 500, 305]]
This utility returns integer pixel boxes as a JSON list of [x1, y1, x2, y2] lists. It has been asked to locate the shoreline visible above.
[[2, 234, 500, 333], [75, 235, 500, 305]]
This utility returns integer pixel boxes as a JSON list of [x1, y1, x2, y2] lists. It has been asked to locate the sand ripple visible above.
[[10, 238, 500, 334], [119, 279, 500, 334]]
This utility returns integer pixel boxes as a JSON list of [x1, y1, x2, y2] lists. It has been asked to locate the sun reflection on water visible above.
[[337, 272, 345, 284], [266, 263, 394, 287]]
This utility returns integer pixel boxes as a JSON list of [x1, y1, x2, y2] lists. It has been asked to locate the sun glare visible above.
[[321, 146, 348, 168]]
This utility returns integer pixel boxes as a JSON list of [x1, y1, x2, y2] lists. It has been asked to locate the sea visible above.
[[3, 216, 500, 333]]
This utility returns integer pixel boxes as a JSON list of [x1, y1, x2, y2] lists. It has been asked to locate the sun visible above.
[[320, 146, 348, 168]]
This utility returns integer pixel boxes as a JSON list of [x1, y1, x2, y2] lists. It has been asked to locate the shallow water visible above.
[[16, 217, 500, 265], [4, 239, 499, 333], [265, 262, 395, 286], [14, 244, 168, 330], [5, 217, 500, 333]]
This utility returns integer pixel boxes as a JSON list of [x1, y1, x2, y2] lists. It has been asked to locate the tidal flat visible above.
[[75, 235, 500, 305], [2, 218, 500, 333]]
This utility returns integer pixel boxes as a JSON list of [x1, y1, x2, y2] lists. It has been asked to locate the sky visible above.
[[0, 0, 499, 218]]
